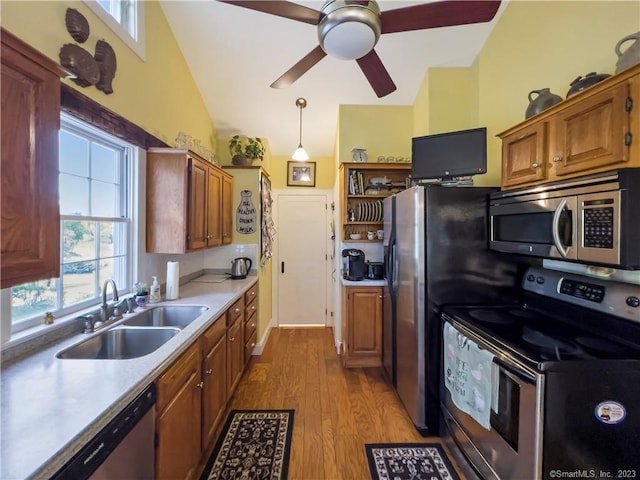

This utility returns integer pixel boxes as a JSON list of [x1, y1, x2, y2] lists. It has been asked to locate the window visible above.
[[10, 115, 133, 333], [83, 0, 146, 60]]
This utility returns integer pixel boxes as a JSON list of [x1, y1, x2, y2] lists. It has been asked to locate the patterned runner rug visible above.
[[365, 443, 461, 480], [201, 410, 295, 480]]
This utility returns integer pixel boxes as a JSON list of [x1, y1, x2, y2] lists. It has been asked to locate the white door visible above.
[[276, 194, 328, 326]]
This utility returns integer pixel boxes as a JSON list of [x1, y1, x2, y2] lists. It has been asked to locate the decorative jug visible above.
[[525, 88, 563, 119], [615, 32, 640, 74]]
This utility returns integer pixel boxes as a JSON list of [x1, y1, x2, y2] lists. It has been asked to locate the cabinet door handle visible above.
[[196, 381, 204, 389], [553, 155, 563, 163], [281, 262, 285, 274], [205, 369, 213, 375], [532, 162, 541, 169]]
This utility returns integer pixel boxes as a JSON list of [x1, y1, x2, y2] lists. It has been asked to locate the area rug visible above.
[[200, 410, 294, 480], [365, 443, 460, 480]]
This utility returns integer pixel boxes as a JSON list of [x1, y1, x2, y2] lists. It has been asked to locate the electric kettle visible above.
[[231, 257, 252, 279]]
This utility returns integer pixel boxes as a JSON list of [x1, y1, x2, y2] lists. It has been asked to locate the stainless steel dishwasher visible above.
[[53, 383, 156, 480]]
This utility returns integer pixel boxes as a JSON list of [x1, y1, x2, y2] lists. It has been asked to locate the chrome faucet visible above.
[[99, 279, 120, 324]]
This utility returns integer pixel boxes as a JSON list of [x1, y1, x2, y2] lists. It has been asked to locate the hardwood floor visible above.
[[217, 327, 467, 480]]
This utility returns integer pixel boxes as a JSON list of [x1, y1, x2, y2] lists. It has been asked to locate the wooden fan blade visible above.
[[356, 50, 397, 98], [270, 46, 327, 89], [381, 0, 501, 34], [218, 1, 322, 25]]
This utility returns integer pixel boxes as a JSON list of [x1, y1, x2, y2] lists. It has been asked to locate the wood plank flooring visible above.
[[214, 327, 467, 480]]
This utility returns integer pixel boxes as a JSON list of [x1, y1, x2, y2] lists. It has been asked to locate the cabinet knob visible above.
[[251, 292, 255, 296], [532, 162, 541, 169], [251, 342, 256, 348], [230, 337, 235, 342], [206, 234, 212, 239], [234, 308, 240, 313], [251, 306, 256, 311], [251, 323, 256, 328], [205, 369, 213, 375], [553, 155, 563, 163], [378, 295, 383, 299], [196, 381, 204, 389]]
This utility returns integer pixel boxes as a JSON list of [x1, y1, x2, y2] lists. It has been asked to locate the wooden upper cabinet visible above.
[[1, 30, 68, 288], [501, 121, 548, 188], [146, 148, 232, 253], [207, 168, 223, 247], [499, 65, 639, 190], [552, 83, 630, 176], [188, 157, 208, 250], [222, 173, 233, 244]]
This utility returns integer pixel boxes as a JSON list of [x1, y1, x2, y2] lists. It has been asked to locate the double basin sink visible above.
[[57, 305, 209, 360]]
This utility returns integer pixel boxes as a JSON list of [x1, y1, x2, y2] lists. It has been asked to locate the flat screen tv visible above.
[[411, 127, 487, 181]]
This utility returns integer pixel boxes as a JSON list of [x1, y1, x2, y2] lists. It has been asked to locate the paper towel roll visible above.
[[166, 261, 180, 300]]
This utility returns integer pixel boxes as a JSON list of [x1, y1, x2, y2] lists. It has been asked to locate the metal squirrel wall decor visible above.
[[59, 8, 117, 94]]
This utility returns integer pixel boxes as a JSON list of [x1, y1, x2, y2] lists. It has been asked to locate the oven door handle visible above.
[[493, 357, 536, 384], [552, 198, 570, 258]]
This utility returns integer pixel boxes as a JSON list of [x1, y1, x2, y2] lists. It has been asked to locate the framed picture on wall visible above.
[[287, 161, 316, 187]]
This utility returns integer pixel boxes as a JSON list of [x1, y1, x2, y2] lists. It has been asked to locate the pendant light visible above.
[[292, 97, 309, 161]]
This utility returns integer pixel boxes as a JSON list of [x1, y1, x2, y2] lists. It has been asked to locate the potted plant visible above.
[[229, 135, 265, 166], [134, 282, 149, 308]]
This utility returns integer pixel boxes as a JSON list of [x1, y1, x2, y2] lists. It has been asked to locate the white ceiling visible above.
[[160, 1, 508, 158]]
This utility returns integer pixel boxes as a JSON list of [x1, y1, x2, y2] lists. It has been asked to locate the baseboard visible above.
[[252, 317, 273, 355]]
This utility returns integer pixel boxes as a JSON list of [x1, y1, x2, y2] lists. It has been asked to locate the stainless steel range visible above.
[[440, 266, 640, 480]]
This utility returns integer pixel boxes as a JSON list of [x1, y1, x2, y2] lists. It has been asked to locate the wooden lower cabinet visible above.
[[342, 286, 383, 367], [201, 319, 227, 452], [155, 282, 258, 479], [156, 342, 202, 480], [227, 314, 244, 394]]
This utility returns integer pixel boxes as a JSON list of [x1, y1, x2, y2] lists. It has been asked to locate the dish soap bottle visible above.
[[149, 276, 161, 304]]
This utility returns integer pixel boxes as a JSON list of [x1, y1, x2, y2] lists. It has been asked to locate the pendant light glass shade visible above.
[[292, 98, 309, 161]]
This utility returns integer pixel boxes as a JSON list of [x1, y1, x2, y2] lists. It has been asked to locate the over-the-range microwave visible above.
[[489, 168, 640, 270]]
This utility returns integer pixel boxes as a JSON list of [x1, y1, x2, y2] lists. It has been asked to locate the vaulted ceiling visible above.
[[160, 1, 507, 158]]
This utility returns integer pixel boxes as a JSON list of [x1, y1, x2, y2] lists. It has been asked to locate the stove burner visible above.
[[509, 308, 542, 321], [522, 328, 582, 358], [469, 309, 516, 325]]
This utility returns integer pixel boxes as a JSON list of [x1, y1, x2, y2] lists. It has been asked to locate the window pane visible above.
[[91, 181, 118, 217], [111, 222, 128, 256], [91, 142, 118, 183], [59, 131, 89, 177], [60, 174, 90, 215], [11, 280, 57, 323], [63, 220, 96, 263], [99, 222, 115, 257], [98, 257, 127, 293], [63, 263, 97, 306]]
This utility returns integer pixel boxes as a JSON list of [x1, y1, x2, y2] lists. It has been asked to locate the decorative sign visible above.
[[236, 190, 257, 234]]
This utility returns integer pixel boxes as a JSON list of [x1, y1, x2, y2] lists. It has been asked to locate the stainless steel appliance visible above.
[[366, 261, 384, 280], [441, 267, 640, 480], [383, 185, 519, 433], [231, 257, 252, 279], [489, 168, 640, 269], [53, 384, 156, 479], [342, 248, 366, 281]]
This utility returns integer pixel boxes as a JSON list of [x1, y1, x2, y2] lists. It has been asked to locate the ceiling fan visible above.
[[218, 0, 501, 98]]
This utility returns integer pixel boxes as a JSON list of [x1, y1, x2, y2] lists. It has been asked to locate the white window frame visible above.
[[83, 0, 146, 61], [7, 114, 136, 334]]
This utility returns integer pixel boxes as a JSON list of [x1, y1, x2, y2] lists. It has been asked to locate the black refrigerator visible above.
[[383, 185, 519, 434]]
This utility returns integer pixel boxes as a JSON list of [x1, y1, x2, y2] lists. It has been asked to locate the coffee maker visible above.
[[342, 249, 366, 281]]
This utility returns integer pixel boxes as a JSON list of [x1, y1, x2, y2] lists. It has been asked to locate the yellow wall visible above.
[[257, 260, 272, 341], [338, 105, 413, 162], [0, 0, 215, 150], [412, 74, 430, 138], [474, 0, 640, 186], [427, 68, 475, 135]]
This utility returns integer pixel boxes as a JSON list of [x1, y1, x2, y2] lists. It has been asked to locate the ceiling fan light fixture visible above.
[[318, 0, 381, 60], [292, 97, 309, 161]]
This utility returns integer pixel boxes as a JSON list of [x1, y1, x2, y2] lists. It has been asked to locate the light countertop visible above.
[[340, 277, 386, 287], [0, 276, 257, 480]]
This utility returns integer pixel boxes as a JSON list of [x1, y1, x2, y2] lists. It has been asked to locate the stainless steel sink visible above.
[[122, 305, 209, 329], [57, 327, 180, 360]]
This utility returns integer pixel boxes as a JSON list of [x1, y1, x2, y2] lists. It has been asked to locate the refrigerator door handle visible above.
[[391, 242, 399, 296]]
